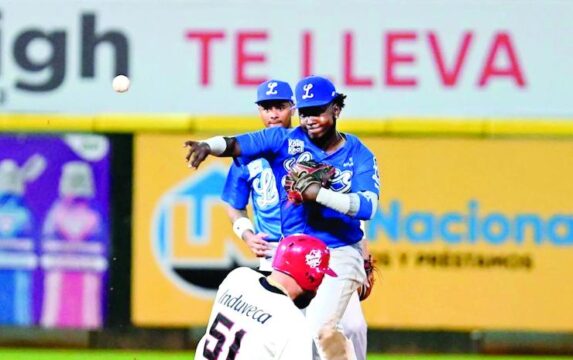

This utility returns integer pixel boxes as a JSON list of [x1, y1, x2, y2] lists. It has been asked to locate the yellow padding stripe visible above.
[[193, 116, 262, 133], [1, 114, 573, 137], [94, 114, 193, 133], [486, 119, 573, 136], [0, 114, 94, 132], [338, 119, 388, 135], [385, 118, 485, 136]]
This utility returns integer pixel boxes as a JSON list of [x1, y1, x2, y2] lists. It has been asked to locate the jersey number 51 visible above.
[[203, 313, 247, 360]]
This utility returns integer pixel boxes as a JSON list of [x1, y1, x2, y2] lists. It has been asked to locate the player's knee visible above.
[[316, 319, 339, 336], [341, 314, 367, 339]]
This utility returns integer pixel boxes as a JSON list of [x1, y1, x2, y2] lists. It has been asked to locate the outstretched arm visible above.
[[184, 136, 240, 169]]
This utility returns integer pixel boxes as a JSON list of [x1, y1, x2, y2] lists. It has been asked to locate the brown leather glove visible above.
[[284, 160, 335, 205], [357, 255, 376, 301]]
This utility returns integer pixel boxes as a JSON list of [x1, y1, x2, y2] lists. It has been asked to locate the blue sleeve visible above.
[[353, 145, 381, 197], [355, 192, 378, 220], [221, 163, 250, 210], [236, 127, 288, 162], [352, 145, 381, 220]]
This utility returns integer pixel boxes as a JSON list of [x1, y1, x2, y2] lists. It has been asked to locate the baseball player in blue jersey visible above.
[[221, 79, 371, 359], [221, 79, 294, 271], [186, 75, 380, 360]]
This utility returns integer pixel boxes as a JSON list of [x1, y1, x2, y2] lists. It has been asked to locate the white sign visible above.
[[0, 0, 571, 118]]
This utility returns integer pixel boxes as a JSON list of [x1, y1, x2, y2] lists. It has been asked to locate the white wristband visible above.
[[316, 188, 351, 215], [201, 136, 227, 156], [233, 217, 254, 240]]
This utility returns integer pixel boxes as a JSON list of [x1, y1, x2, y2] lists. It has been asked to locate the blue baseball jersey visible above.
[[221, 158, 282, 242], [236, 127, 380, 248]]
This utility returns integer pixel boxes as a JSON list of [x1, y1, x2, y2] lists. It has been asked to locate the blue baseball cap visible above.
[[256, 80, 293, 104], [295, 76, 337, 109]]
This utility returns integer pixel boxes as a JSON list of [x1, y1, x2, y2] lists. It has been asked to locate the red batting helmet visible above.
[[272, 234, 337, 292]]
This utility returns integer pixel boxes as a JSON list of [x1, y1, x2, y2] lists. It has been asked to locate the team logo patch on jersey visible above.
[[288, 139, 304, 155], [305, 249, 323, 268]]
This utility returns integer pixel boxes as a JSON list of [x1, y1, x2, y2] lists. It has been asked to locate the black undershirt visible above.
[[259, 277, 287, 296]]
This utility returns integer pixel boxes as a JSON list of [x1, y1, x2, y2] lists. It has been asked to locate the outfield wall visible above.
[[2, 122, 573, 334], [131, 132, 573, 331]]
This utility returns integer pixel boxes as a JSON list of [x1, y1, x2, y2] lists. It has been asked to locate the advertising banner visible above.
[[0, 134, 110, 329], [132, 134, 257, 326], [133, 134, 573, 331], [1, 0, 573, 118], [361, 137, 573, 331]]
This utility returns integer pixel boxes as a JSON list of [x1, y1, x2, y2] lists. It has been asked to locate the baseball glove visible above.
[[357, 255, 376, 301], [284, 160, 336, 205]]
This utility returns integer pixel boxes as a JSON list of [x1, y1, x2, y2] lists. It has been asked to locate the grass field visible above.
[[0, 350, 572, 360]]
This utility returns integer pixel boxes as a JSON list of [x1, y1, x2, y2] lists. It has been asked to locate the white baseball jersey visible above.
[[195, 267, 313, 360]]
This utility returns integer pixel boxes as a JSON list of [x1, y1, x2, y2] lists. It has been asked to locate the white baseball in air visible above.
[[112, 75, 130, 93]]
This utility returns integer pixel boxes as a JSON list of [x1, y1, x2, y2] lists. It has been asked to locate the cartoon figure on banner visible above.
[[40, 161, 108, 328], [0, 155, 46, 326]]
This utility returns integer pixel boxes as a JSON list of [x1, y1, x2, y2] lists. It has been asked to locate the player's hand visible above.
[[184, 140, 211, 169], [301, 182, 321, 202], [243, 231, 271, 257]]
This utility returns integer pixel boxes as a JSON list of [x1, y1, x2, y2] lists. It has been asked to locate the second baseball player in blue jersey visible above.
[[236, 127, 379, 247], [221, 79, 295, 270]]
